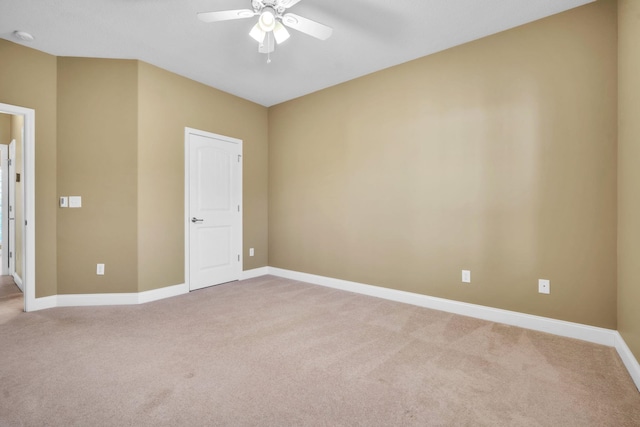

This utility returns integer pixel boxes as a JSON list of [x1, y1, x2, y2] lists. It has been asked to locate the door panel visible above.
[[188, 131, 242, 291], [197, 226, 231, 269]]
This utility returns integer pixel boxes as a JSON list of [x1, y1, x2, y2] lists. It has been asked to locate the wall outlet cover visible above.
[[462, 270, 471, 283], [539, 279, 550, 294]]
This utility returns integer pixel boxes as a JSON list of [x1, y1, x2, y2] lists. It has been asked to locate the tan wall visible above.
[[0, 39, 58, 298], [137, 62, 268, 292], [269, 0, 618, 328], [57, 58, 139, 294], [2, 42, 267, 297], [11, 115, 24, 279], [618, 0, 640, 360], [0, 113, 9, 144]]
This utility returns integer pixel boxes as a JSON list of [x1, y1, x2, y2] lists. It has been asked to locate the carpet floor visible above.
[[1, 275, 639, 426]]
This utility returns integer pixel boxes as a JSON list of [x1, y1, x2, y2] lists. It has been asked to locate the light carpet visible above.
[[1, 275, 639, 426]]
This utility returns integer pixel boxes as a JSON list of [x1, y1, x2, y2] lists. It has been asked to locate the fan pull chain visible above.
[[267, 32, 272, 64]]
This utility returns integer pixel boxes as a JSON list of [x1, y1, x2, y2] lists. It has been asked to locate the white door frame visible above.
[[0, 144, 8, 276], [184, 127, 242, 291], [0, 103, 35, 312]]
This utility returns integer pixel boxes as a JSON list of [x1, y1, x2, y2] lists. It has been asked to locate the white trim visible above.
[[12, 272, 23, 292], [615, 332, 640, 392], [267, 267, 617, 347], [57, 293, 139, 307], [0, 103, 35, 313], [0, 144, 8, 276], [47, 283, 190, 308], [241, 267, 270, 280], [184, 128, 190, 292], [138, 283, 188, 304], [29, 295, 58, 311]]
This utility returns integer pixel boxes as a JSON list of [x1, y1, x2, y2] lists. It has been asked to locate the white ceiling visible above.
[[1, 0, 594, 107]]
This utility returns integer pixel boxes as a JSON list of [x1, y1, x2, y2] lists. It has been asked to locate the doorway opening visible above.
[[0, 103, 35, 312]]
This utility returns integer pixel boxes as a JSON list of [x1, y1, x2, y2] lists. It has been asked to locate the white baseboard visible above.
[[27, 267, 270, 310], [56, 293, 138, 307], [30, 295, 58, 311], [26, 267, 266, 310], [138, 283, 188, 304], [52, 283, 188, 308], [267, 267, 617, 347], [615, 332, 640, 392], [241, 267, 270, 280], [13, 273, 23, 292]]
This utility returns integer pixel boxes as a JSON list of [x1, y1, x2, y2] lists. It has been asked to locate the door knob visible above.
[[191, 217, 204, 223]]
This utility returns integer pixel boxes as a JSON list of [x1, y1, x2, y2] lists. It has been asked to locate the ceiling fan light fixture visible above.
[[258, 9, 276, 32], [273, 21, 290, 44], [249, 23, 266, 43]]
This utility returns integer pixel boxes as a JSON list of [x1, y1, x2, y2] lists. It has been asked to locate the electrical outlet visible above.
[[462, 270, 471, 283], [97, 263, 105, 275], [249, 248, 255, 257], [538, 279, 550, 294]]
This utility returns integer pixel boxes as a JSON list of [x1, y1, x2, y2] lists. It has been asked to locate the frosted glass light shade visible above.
[[249, 23, 266, 43], [273, 21, 290, 44], [258, 10, 276, 32]]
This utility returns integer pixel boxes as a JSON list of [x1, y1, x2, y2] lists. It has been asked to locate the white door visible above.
[[8, 139, 16, 281], [186, 129, 242, 291], [0, 144, 8, 276]]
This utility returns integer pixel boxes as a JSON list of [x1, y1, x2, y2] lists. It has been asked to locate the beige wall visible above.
[[136, 62, 268, 292], [1, 41, 268, 297], [618, 0, 640, 360], [57, 58, 139, 294], [269, 0, 618, 328], [0, 113, 9, 144], [0, 39, 58, 298], [11, 115, 24, 279], [55, 58, 268, 295]]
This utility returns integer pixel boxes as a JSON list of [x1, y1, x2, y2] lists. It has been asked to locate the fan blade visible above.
[[281, 13, 332, 40], [197, 9, 255, 23], [279, 0, 303, 8]]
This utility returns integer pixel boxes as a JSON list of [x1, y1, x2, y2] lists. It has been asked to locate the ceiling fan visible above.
[[197, 0, 333, 56]]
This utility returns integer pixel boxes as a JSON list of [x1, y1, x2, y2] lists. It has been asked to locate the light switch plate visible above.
[[59, 197, 68, 208], [249, 248, 255, 257], [69, 196, 82, 208]]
